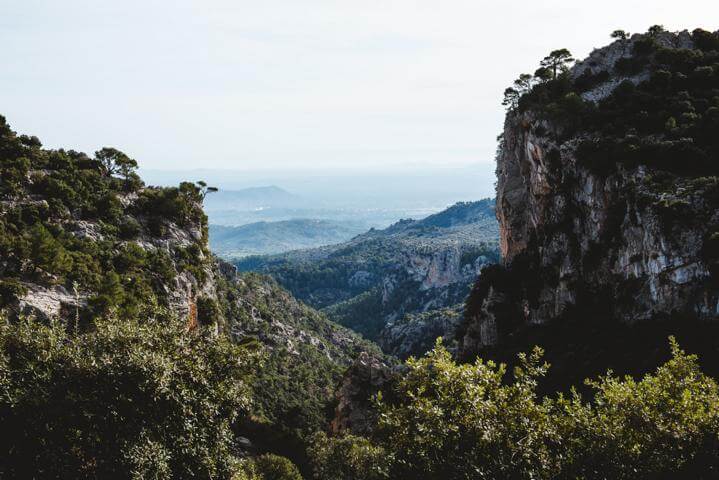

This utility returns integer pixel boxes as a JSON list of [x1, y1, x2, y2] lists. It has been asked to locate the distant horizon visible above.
[[139, 163, 497, 209], [3, 1, 717, 176]]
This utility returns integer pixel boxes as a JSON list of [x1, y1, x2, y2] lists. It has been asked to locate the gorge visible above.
[[1, 25, 719, 480]]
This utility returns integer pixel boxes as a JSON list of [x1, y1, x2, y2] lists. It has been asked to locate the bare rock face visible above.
[[15, 284, 86, 321], [491, 115, 716, 326], [404, 247, 484, 290], [330, 352, 395, 435], [460, 31, 719, 358]]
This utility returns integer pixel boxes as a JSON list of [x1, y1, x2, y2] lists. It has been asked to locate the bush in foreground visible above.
[[0, 315, 258, 479], [311, 339, 719, 480]]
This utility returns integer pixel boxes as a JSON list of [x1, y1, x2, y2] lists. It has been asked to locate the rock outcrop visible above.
[[379, 305, 463, 359], [5, 196, 217, 329], [330, 352, 395, 435], [460, 30, 719, 359]]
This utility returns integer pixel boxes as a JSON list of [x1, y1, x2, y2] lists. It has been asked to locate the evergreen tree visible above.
[[539, 49, 574, 79]]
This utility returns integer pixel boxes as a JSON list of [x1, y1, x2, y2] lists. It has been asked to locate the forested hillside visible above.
[[239, 199, 500, 357], [0, 115, 380, 478], [209, 219, 367, 258]]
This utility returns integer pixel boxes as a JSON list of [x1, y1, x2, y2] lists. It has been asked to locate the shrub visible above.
[[0, 280, 27, 308], [557, 338, 719, 479], [118, 216, 141, 239], [0, 315, 258, 479], [375, 341, 559, 479], [197, 295, 222, 327], [309, 432, 389, 480], [309, 340, 719, 480], [252, 454, 303, 480]]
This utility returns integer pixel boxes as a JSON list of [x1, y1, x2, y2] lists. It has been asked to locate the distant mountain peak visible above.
[[380, 198, 496, 234]]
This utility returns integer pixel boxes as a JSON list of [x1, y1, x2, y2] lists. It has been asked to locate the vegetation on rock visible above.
[[0, 114, 212, 318]]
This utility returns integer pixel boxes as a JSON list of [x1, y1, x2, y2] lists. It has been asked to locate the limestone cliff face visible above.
[[10, 195, 217, 329], [404, 247, 490, 291], [497, 111, 715, 314], [460, 31, 719, 358]]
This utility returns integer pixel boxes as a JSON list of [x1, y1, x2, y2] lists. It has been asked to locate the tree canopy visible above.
[[310, 339, 719, 480]]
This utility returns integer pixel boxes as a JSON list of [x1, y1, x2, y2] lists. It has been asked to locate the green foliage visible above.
[[310, 340, 719, 480], [134, 182, 207, 228], [503, 47, 577, 113], [0, 280, 27, 308], [574, 44, 719, 177], [540, 48, 575, 80], [211, 270, 382, 472], [557, 338, 719, 479], [0, 115, 218, 321], [376, 341, 558, 479], [322, 288, 385, 339], [225, 273, 377, 432], [0, 315, 258, 479], [118, 215, 142, 239], [251, 454, 303, 480], [309, 432, 389, 480], [197, 295, 222, 326], [611, 29, 630, 41]]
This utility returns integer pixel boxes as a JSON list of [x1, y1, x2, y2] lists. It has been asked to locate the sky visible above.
[[2, 0, 719, 172]]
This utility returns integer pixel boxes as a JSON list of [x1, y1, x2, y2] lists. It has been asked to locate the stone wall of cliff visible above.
[[459, 30, 719, 359]]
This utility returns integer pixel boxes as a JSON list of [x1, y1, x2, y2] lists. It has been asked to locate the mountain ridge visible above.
[[209, 219, 367, 258], [238, 199, 500, 357]]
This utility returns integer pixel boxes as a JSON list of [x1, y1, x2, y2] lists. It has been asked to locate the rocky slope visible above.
[[459, 29, 719, 366], [378, 304, 463, 359], [0, 115, 383, 471], [239, 199, 500, 355], [0, 124, 213, 328]]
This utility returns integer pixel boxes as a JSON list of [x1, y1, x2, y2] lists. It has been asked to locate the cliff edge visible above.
[[459, 28, 719, 362]]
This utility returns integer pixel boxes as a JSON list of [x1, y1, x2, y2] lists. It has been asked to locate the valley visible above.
[[237, 199, 500, 358], [1, 21, 719, 480]]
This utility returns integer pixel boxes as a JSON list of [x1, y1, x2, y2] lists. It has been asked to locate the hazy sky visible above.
[[2, 1, 718, 171]]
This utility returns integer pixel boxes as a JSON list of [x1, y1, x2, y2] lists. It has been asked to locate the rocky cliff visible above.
[[0, 118, 217, 330], [460, 29, 719, 361], [0, 115, 383, 471], [378, 305, 463, 359]]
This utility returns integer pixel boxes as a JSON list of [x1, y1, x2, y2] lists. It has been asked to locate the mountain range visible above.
[[209, 219, 367, 258]]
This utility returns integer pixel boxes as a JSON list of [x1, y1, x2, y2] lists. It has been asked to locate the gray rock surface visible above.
[[330, 352, 395, 435], [461, 31, 719, 356]]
